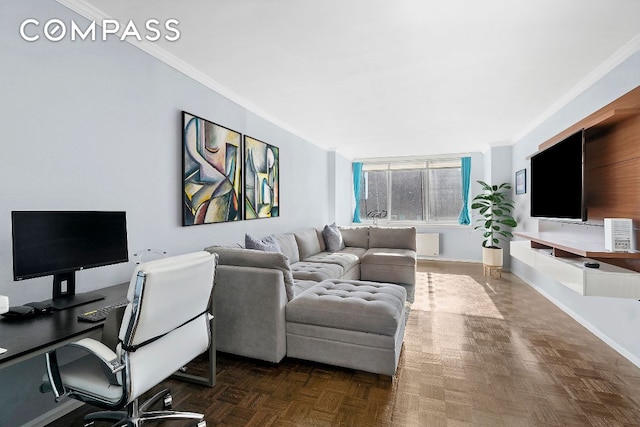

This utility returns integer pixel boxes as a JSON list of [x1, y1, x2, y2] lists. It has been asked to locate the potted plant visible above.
[[471, 180, 518, 267]]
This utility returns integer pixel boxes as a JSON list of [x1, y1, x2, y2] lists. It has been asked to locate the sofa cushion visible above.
[[274, 233, 300, 264], [294, 228, 322, 260], [205, 246, 295, 301], [339, 226, 369, 249], [369, 227, 416, 251], [286, 279, 406, 336], [245, 234, 281, 252], [360, 263, 415, 286], [303, 251, 360, 272], [316, 229, 327, 252], [339, 247, 367, 259], [322, 223, 345, 252], [361, 248, 416, 267], [290, 262, 343, 282]]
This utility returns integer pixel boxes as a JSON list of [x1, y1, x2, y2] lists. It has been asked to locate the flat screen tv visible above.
[[11, 211, 129, 310], [530, 129, 586, 221]]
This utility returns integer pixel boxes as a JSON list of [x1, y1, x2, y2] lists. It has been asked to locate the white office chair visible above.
[[42, 251, 217, 427]]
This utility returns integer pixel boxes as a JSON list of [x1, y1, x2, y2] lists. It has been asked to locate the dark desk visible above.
[[0, 283, 128, 369], [0, 283, 215, 387]]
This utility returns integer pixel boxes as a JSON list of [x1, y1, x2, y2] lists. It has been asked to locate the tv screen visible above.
[[12, 211, 129, 281], [530, 129, 585, 220]]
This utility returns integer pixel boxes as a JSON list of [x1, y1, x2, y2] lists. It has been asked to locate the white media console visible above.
[[512, 233, 640, 299]]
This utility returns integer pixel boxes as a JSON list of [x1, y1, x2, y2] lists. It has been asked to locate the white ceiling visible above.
[[63, 0, 640, 159]]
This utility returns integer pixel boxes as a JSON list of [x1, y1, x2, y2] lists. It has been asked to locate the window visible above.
[[358, 157, 464, 224]]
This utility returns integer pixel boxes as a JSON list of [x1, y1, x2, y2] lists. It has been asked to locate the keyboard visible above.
[[77, 300, 128, 323]]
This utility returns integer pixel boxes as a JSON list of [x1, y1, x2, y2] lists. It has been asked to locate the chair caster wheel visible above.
[[163, 393, 173, 410], [197, 421, 206, 427]]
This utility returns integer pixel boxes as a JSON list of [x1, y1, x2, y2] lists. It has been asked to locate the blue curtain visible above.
[[352, 162, 363, 223], [458, 157, 471, 225]]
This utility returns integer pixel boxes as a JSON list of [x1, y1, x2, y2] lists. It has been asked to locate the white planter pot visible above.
[[482, 247, 503, 267]]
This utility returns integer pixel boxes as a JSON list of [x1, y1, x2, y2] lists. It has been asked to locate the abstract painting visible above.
[[182, 111, 242, 225], [244, 136, 279, 219]]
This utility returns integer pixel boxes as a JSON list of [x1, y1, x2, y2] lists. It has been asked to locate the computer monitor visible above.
[[11, 211, 129, 310]]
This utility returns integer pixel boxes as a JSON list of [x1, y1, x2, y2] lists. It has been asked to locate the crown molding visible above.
[[55, 1, 640, 156], [56, 0, 322, 149], [513, 33, 640, 143], [57, 0, 107, 22]]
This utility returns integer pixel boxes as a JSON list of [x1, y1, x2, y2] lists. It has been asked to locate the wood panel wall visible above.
[[539, 85, 640, 223], [539, 86, 640, 151], [585, 115, 640, 220]]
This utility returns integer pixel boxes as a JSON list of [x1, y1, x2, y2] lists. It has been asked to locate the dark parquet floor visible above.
[[45, 261, 640, 426]]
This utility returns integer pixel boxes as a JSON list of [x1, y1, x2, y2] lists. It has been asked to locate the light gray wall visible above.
[[0, 0, 332, 306], [483, 145, 515, 269], [333, 150, 354, 226], [510, 51, 640, 365], [0, 0, 336, 424], [485, 145, 512, 188]]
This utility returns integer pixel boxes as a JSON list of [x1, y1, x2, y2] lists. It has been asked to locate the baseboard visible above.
[[418, 257, 481, 264], [22, 400, 84, 427], [417, 258, 512, 272], [513, 271, 640, 369]]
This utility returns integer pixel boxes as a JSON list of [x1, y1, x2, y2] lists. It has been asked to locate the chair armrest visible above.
[[44, 350, 65, 401], [69, 338, 121, 372], [44, 338, 120, 401]]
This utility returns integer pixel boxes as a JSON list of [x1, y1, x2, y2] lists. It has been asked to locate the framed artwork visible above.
[[515, 168, 526, 195], [244, 135, 279, 219], [182, 111, 242, 226]]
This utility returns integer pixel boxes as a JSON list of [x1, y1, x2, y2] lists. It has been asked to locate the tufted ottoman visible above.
[[285, 279, 407, 376], [290, 261, 344, 282]]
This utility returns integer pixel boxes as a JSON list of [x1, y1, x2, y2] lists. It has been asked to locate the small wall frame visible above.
[[515, 168, 526, 195]]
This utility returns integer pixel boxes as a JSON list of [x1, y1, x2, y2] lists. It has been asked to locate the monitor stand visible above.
[[47, 271, 105, 311], [49, 292, 105, 310]]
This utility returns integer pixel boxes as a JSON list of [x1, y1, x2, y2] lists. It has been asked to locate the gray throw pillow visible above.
[[245, 234, 281, 253], [322, 223, 345, 252]]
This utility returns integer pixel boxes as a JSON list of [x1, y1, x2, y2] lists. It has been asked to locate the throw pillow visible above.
[[322, 223, 345, 252], [294, 228, 322, 260], [245, 234, 282, 253], [274, 233, 300, 264]]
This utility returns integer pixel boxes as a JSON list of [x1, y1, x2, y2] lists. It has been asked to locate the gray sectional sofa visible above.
[[205, 225, 416, 376]]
